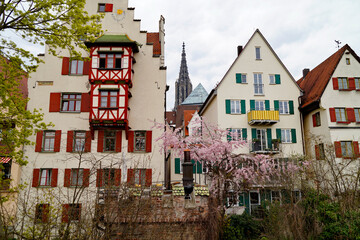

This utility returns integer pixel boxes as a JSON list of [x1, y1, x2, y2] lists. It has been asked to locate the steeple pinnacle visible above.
[[174, 42, 193, 110]]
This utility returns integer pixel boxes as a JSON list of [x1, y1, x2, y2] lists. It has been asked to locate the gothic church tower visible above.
[[174, 42, 192, 110]]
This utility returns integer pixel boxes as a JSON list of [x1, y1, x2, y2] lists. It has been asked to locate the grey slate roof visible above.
[[181, 83, 208, 105]]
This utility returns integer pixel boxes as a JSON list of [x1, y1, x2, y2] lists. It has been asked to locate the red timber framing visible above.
[[89, 46, 133, 84], [89, 83, 129, 138]]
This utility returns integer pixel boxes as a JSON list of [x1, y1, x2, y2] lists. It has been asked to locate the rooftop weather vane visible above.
[[335, 40, 341, 49]]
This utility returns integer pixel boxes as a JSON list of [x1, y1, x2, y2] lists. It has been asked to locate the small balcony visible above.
[[251, 140, 280, 154], [247, 110, 279, 125]]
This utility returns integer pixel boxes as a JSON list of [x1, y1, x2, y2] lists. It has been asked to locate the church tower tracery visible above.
[[174, 42, 192, 110]]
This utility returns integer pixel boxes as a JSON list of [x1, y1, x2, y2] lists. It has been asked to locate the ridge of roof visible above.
[[297, 44, 359, 109]]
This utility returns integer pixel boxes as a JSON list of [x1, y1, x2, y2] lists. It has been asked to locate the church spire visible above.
[[174, 42, 193, 110]]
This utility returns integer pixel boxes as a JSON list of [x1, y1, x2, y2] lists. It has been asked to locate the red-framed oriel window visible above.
[[99, 53, 122, 69], [99, 90, 118, 108]]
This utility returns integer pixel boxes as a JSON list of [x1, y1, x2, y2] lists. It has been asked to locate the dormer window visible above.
[[99, 53, 122, 69]]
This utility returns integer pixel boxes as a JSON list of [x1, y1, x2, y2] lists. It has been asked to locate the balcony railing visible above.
[[251, 140, 280, 154], [247, 110, 279, 125]]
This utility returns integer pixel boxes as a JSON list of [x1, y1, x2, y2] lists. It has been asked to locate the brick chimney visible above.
[[303, 68, 310, 78]]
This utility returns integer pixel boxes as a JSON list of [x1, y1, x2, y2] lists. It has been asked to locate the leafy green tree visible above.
[[0, 0, 103, 71]]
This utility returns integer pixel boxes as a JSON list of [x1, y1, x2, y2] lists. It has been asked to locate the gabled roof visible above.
[[85, 34, 140, 52], [297, 44, 360, 110], [200, 29, 300, 115], [181, 83, 208, 105], [183, 110, 196, 136]]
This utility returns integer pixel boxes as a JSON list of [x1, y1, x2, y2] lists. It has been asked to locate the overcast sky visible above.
[[128, 0, 360, 110]]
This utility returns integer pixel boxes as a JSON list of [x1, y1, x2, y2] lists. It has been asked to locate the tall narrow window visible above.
[[73, 131, 86, 152], [269, 74, 275, 84], [341, 141, 353, 157], [255, 47, 261, 60], [43, 131, 55, 152], [104, 131, 116, 152], [255, 100, 265, 110], [279, 101, 289, 114], [256, 129, 267, 151], [346, 58, 350, 65], [254, 73, 263, 95], [230, 100, 241, 114], [355, 108, 360, 122], [103, 168, 116, 186], [39, 169, 52, 186], [355, 78, 360, 90], [134, 131, 146, 152], [71, 169, 84, 187], [281, 129, 292, 143], [134, 169, 147, 186]]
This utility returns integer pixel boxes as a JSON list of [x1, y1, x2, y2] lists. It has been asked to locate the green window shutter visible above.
[[276, 129, 282, 140], [242, 128, 247, 140], [192, 159, 196, 173], [175, 158, 181, 174], [275, 74, 281, 84], [244, 192, 250, 214], [241, 100, 246, 114], [291, 129, 297, 143], [267, 129, 272, 149], [289, 101, 294, 114], [251, 128, 257, 140], [225, 100, 231, 114], [274, 100, 279, 111], [197, 161, 203, 174], [236, 73, 242, 83], [239, 193, 245, 206], [227, 128, 232, 142], [250, 100, 255, 111], [265, 100, 270, 110]]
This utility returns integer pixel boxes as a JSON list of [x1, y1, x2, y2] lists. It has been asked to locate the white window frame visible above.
[[335, 108, 347, 122], [241, 74, 247, 83], [281, 129, 292, 143], [254, 73, 264, 95], [230, 100, 241, 114], [269, 74, 275, 84], [255, 100, 265, 111], [134, 131, 146, 152], [256, 129, 267, 150], [230, 128, 242, 141], [39, 169, 52, 186], [255, 47, 261, 60], [279, 101, 289, 114], [73, 131, 86, 152], [43, 131, 55, 152]]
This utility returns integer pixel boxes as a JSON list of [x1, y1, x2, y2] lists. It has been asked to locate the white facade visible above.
[[20, 0, 166, 223]]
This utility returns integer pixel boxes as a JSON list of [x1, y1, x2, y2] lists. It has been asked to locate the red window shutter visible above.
[[128, 131, 134, 152], [312, 114, 317, 127], [349, 78, 355, 90], [42, 204, 50, 223], [81, 93, 91, 112], [97, 130, 104, 152], [64, 169, 71, 187], [96, 169, 103, 187], [61, 57, 70, 75], [332, 77, 339, 90], [315, 145, 320, 160], [83, 60, 90, 75], [105, 3, 113, 12], [85, 131, 91, 152], [145, 169, 152, 187], [346, 108, 355, 122], [353, 141, 360, 158], [32, 169, 40, 187], [35, 131, 43, 152], [127, 169, 134, 185], [114, 169, 121, 186], [54, 130, 61, 152], [62, 204, 70, 223], [66, 131, 74, 152], [145, 131, 152, 152], [49, 93, 61, 112], [334, 141, 342, 158], [329, 108, 336, 122], [51, 168, 58, 187], [115, 131, 122, 152], [83, 169, 90, 187]]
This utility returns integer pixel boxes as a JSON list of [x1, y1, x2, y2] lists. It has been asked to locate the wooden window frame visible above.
[[134, 131, 147, 152], [61, 94, 82, 112], [335, 108, 347, 123], [104, 130, 116, 152], [35, 204, 50, 223], [99, 90, 119, 109], [39, 169, 52, 187], [338, 77, 349, 90], [42, 131, 55, 152], [253, 73, 264, 95], [281, 129, 292, 143], [279, 101, 289, 114], [355, 78, 360, 90], [230, 100, 241, 114], [255, 47, 261, 60], [71, 168, 84, 187], [99, 53, 122, 69], [73, 131, 86, 152], [341, 141, 354, 158], [313, 112, 321, 127], [355, 108, 360, 122], [69, 60, 84, 75]]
